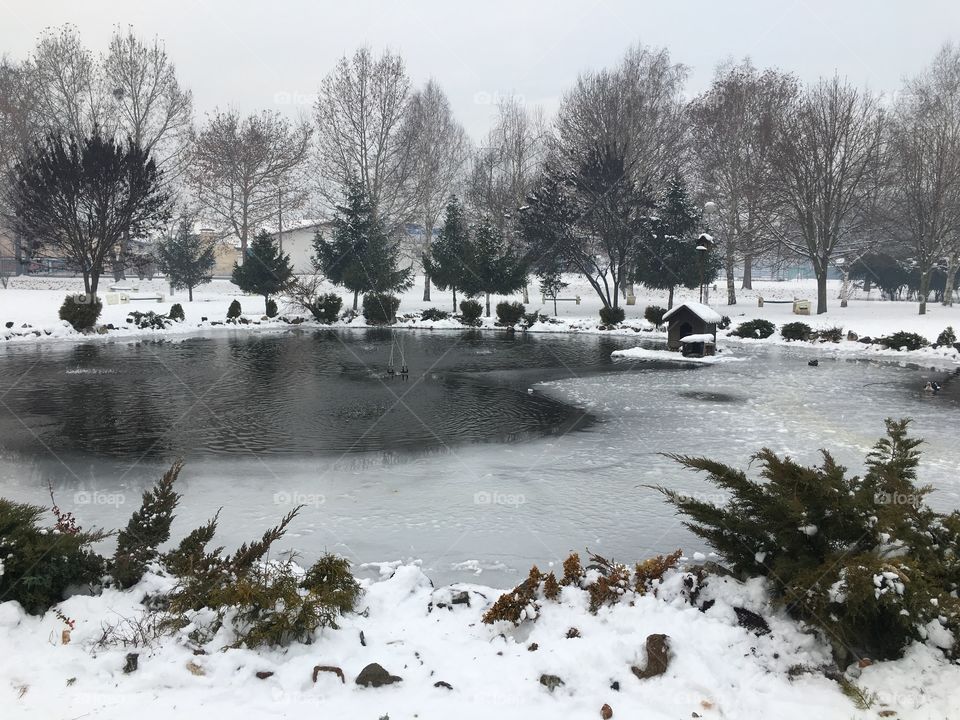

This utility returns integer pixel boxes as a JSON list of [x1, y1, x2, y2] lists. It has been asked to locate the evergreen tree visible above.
[[313, 183, 412, 310], [538, 268, 568, 316], [659, 419, 960, 662], [112, 460, 183, 589], [231, 231, 294, 312], [155, 218, 217, 301], [633, 177, 721, 308], [461, 217, 528, 317], [423, 196, 471, 311]]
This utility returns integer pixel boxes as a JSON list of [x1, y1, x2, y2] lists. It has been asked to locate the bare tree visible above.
[[466, 96, 547, 230], [103, 27, 194, 278], [0, 57, 38, 273], [28, 25, 109, 138], [689, 61, 798, 304], [313, 47, 415, 229], [189, 108, 312, 258], [103, 26, 194, 179], [404, 79, 470, 300], [771, 77, 886, 314], [521, 44, 687, 311], [887, 45, 960, 311]]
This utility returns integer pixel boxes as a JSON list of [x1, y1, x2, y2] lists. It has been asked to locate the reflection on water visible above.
[[0, 329, 660, 459]]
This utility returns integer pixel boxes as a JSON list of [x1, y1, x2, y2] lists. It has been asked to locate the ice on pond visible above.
[[0, 332, 958, 588]]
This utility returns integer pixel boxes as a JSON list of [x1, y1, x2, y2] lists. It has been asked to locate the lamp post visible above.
[[700, 201, 718, 305]]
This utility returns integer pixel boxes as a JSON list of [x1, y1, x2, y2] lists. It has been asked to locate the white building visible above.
[[270, 221, 335, 274]]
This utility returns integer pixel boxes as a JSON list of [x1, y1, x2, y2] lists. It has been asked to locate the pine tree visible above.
[[423, 196, 472, 311], [537, 263, 569, 315], [231, 231, 294, 312], [313, 183, 412, 310], [470, 218, 528, 317], [156, 218, 217, 301], [633, 177, 720, 308]]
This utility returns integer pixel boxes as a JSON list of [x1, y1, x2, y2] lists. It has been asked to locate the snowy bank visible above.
[[2, 561, 955, 720], [611, 345, 747, 364]]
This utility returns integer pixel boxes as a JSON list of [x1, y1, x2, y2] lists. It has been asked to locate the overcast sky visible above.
[[2, 0, 959, 139]]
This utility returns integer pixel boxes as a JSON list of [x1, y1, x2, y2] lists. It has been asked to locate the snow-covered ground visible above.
[[3, 274, 960, 369], [3, 274, 960, 719], [2, 560, 957, 720]]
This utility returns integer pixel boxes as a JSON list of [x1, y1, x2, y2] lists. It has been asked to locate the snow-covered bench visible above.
[[757, 296, 811, 315], [541, 294, 581, 305]]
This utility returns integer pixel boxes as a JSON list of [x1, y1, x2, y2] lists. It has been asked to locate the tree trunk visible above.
[[919, 270, 930, 315], [943, 257, 958, 307], [741, 254, 753, 290], [353, 289, 359, 311], [725, 244, 736, 305], [422, 217, 432, 302], [523, 283, 529, 304], [668, 285, 675, 309], [816, 270, 828, 315], [188, 286, 193, 302], [452, 287, 457, 312], [553, 297, 558, 315], [485, 292, 491, 317], [14, 233, 24, 276]]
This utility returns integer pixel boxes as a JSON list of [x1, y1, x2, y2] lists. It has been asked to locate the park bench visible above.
[[541, 294, 581, 305], [128, 293, 165, 303], [757, 296, 811, 315]]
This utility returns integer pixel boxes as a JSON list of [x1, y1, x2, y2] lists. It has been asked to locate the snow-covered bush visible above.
[[362, 293, 400, 325], [169, 303, 185, 322], [420, 307, 450, 322], [458, 299, 483, 326], [780, 321, 812, 341], [936, 326, 956, 347], [877, 331, 928, 351], [482, 549, 682, 625], [599, 306, 625, 326], [226, 299, 242, 321], [523, 310, 545, 327], [112, 461, 183, 589], [162, 507, 360, 648], [287, 277, 342, 323], [816, 326, 844, 343], [660, 419, 960, 662], [265, 298, 278, 318], [496, 301, 525, 326], [644, 305, 667, 328], [731, 318, 775, 339], [0, 497, 107, 614], [59, 294, 102, 330], [126, 310, 171, 330]]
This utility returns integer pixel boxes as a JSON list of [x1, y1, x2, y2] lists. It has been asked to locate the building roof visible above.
[[662, 302, 723, 324]]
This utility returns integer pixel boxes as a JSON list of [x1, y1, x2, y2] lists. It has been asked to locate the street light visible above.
[[696, 233, 714, 303], [700, 202, 719, 305]]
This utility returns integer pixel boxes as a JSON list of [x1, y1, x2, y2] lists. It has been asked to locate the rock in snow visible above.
[[355, 663, 403, 687], [630, 634, 671, 679]]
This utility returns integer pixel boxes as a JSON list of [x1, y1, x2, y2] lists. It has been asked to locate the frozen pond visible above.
[[1, 329, 958, 587]]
